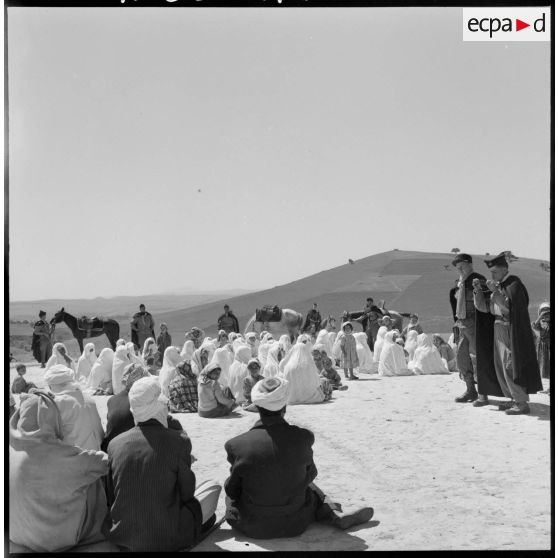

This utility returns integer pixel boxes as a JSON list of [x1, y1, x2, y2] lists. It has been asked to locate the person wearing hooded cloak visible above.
[[31, 310, 53, 367], [473, 253, 542, 415], [9, 391, 108, 552], [130, 304, 155, 351]]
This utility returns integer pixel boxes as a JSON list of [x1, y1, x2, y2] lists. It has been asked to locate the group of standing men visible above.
[[450, 252, 542, 415]]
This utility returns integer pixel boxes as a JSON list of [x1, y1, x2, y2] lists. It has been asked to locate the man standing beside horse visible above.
[[218, 305, 240, 334], [131, 304, 155, 351], [32, 310, 53, 368]]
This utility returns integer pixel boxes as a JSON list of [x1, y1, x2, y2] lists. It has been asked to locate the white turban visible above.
[[129, 376, 169, 427], [44, 364, 76, 387], [251, 377, 290, 411]]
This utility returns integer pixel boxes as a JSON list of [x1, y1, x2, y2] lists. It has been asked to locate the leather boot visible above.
[[472, 394, 490, 407], [455, 387, 478, 403]]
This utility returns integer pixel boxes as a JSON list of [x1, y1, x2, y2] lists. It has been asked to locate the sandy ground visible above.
[[9, 363, 551, 552]]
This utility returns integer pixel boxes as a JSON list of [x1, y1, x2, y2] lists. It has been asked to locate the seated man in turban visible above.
[[223, 377, 374, 539], [104, 376, 221, 552], [9, 391, 108, 552]]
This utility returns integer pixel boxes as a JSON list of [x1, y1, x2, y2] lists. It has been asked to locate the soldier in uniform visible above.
[[31, 310, 53, 368], [130, 304, 155, 351], [451, 253, 501, 405]]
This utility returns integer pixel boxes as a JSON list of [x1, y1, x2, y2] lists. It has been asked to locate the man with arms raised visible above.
[[223, 376, 374, 539]]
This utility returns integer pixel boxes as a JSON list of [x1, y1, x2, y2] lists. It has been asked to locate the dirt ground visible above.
[[9, 363, 551, 551]]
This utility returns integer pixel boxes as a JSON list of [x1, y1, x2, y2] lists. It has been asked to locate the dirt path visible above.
[[10, 365, 551, 551]]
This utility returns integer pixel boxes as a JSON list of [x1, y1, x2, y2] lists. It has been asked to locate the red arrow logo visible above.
[[516, 19, 530, 31]]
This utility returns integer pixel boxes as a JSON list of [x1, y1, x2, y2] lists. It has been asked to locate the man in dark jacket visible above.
[[223, 376, 374, 539], [303, 303, 322, 334], [104, 376, 221, 552], [218, 305, 240, 334], [451, 253, 501, 405]]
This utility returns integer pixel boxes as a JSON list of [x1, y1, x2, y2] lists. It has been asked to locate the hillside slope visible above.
[[156, 250, 550, 341]]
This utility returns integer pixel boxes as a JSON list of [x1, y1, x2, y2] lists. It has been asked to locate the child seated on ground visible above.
[[242, 359, 265, 412], [11, 364, 37, 394], [320, 357, 348, 391]]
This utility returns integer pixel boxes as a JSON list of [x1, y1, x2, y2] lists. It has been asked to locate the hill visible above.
[[155, 249, 550, 342], [10, 250, 550, 361]]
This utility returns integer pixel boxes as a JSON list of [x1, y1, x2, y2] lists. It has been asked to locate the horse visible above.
[[244, 308, 303, 344], [320, 314, 337, 332], [50, 308, 120, 353]]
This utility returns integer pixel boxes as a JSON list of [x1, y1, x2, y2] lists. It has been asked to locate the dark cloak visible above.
[[466, 272, 503, 397], [500, 274, 542, 394]]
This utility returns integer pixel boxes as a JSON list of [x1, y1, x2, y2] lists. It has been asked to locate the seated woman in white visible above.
[[432, 334, 457, 372], [46, 342, 76, 374], [257, 334, 275, 367], [111, 345, 132, 395], [191, 340, 216, 376], [379, 331, 414, 376], [228, 345, 252, 404], [278, 334, 292, 355], [210, 346, 234, 389], [76, 343, 97, 382], [408, 334, 450, 375], [159, 346, 183, 397], [85, 348, 114, 394], [372, 326, 388, 373], [315, 329, 333, 358], [142, 337, 158, 364], [245, 332, 260, 359], [263, 341, 283, 379], [281, 341, 331, 405], [354, 332, 375, 374], [404, 330, 419, 362], [127, 341, 145, 367]]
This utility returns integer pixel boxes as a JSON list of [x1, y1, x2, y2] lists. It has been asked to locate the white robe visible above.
[[278, 334, 292, 355], [45, 343, 76, 374], [127, 342, 145, 367], [76, 343, 97, 382], [408, 334, 450, 375], [85, 348, 114, 392], [282, 343, 326, 405], [315, 330, 333, 357], [52, 384, 105, 450], [228, 345, 252, 403], [210, 346, 234, 389], [379, 333, 413, 376], [191, 341, 216, 376], [142, 337, 157, 362], [111, 345, 131, 395], [263, 342, 282, 379], [180, 339, 195, 361], [159, 346, 182, 397], [404, 330, 419, 362], [354, 332, 375, 374]]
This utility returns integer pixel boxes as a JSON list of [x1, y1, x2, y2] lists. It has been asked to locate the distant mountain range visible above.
[[9, 289, 254, 322]]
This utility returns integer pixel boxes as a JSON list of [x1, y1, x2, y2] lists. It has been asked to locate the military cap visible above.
[[484, 253, 508, 268], [451, 253, 473, 266], [39, 310, 46, 317]]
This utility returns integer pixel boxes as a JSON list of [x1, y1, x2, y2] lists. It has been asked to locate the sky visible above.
[[7, 6, 551, 300]]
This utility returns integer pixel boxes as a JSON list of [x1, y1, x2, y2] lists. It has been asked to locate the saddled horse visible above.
[[244, 308, 303, 344], [50, 308, 120, 352]]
